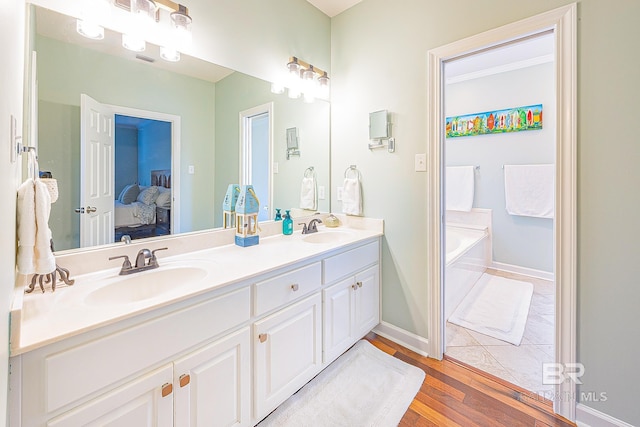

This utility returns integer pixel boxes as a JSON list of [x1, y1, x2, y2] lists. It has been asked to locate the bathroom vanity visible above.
[[8, 218, 382, 426]]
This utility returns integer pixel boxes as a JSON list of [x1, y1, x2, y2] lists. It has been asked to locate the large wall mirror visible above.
[[27, 4, 330, 253]]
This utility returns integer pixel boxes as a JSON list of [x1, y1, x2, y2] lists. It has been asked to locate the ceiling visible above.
[[306, 0, 364, 17]]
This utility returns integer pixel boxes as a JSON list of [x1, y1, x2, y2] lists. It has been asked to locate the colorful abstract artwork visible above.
[[446, 104, 543, 138]]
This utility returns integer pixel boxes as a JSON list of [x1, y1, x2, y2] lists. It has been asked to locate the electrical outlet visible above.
[[337, 186, 344, 201], [318, 186, 325, 200], [415, 153, 427, 172], [188, 165, 195, 174]]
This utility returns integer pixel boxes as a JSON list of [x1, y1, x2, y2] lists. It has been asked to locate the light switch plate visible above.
[[273, 162, 279, 174], [188, 165, 195, 174], [318, 186, 325, 200], [415, 153, 427, 172], [337, 186, 344, 201]]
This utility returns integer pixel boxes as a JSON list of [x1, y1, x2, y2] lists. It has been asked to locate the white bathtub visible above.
[[444, 224, 490, 320]]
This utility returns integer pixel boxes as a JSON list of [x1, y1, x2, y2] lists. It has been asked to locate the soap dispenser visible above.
[[274, 208, 282, 221], [282, 210, 293, 235]]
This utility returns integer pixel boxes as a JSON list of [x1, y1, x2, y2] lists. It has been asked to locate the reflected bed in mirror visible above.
[[28, 5, 330, 253]]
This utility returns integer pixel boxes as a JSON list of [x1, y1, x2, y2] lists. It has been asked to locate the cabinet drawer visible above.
[[323, 240, 379, 284], [254, 262, 321, 316], [43, 287, 250, 413]]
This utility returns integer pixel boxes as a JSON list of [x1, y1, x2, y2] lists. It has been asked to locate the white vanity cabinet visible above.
[[173, 327, 251, 427], [10, 236, 381, 427], [323, 242, 380, 363]]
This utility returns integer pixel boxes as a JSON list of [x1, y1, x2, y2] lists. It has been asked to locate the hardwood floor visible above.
[[364, 333, 576, 427]]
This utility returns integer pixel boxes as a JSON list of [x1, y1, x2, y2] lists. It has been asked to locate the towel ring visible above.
[[304, 166, 316, 178], [344, 165, 361, 179]]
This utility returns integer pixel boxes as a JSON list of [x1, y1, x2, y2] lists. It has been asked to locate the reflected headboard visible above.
[[151, 169, 171, 188]]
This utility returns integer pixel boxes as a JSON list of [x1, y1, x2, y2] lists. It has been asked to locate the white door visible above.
[[240, 103, 273, 222], [47, 365, 173, 427], [254, 294, 322, 420], [173, 328, 251, 427], [80, 94, 115, 247]]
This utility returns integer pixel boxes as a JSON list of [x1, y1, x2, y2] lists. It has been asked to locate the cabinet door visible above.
[[323, 277, 356, 363], [47, 365, 173, 427], [355, 265, 380, 338], [174, 327, 251, 427], [254, 294, 322, 420]]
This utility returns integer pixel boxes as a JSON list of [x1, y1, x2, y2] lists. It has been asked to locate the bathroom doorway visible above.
[[240, 103, 273, 222], [442, 33, 556, 398], [425, 4, 577, 420]]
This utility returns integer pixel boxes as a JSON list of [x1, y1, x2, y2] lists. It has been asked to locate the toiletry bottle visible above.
[[283, 210, 293, 235], [274, 208, 282, 221]]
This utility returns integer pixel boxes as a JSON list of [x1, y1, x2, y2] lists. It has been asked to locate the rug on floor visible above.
[[448, 273, 533, 345], [257, 340, 425, 427]]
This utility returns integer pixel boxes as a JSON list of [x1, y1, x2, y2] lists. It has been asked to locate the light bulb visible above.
[[160, 46, 180, 62], [122, 34, 146, 52], [76, 20, 104, 40], [270, 82, 285, 94], [170, 11, 193, 48], [76, 0, 109, 40]]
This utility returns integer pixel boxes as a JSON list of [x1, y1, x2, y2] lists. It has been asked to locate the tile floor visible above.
[[445, 268, 555, 397]]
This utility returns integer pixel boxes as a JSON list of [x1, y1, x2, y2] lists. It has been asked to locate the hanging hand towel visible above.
[[34, 179, 56, 274], [446, 166, 475, 212], [504, 164, 554, 219], [17, 179, 36, 274], [299, 176, 317, 210], [342, 177, 362, 216]]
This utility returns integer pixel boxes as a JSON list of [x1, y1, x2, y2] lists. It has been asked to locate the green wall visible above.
[[331, 0, 640, 424], [214, 71, 330, 227], [36, 34, 216, 248]]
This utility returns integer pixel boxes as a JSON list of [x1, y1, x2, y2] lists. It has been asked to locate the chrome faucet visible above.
[[299, 218, 323, 234], [121, 235, 131, 244], [109, 247, 168, 275]]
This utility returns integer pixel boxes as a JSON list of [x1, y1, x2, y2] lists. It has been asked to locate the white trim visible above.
[[490, 261, 554, 281], [446, 54, 554, 84], [239, 103, 274, 221], [372, 322, 430, 357], [107, 104, 182, 234], [576, 404, 636, 427], [426, 3, 577, 421]]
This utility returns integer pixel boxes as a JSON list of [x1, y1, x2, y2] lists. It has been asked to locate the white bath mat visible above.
[[449, 274, 533, 345], [258, 340, 425, 427]]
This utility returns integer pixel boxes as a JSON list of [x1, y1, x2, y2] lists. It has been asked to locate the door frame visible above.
[[425, 3, 577, 420], [109, 104, 182, 234], [239, 102, 274, 221]]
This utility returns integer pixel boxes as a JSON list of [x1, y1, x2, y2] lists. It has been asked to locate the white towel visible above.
[[504, 164, 554, 219], [446, 166, 475, 212], [17, 179, 36, 274], [299, 176, 317, 210], [17, 178, 56, 275], [34, 180, 56, 274], [341, 177, 362, 216]]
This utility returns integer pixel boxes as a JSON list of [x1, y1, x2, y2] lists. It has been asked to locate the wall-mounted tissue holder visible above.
[[368, 110, 395, 153], [286, 127, 300, 160]]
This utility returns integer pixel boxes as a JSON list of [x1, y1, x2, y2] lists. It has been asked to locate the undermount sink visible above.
[[302, 230, 353, 244], [84, 264, 209, 306]]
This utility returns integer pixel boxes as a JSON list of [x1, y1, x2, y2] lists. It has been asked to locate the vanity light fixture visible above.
[[77, 0, 193, 61], [278, 57, 330, 102]]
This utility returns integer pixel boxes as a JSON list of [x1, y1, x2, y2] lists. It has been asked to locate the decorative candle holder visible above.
[[235, 185, 260, 247], [222, 184, 241, 229]]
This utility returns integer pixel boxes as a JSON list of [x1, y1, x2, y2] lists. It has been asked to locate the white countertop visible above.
[[11, 220, 383, 355]]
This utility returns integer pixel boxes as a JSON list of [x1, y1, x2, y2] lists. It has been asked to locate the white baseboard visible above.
[[372, 321, 430, 357], [490, 261, 554, 281], [576, 404, 636, 427]]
